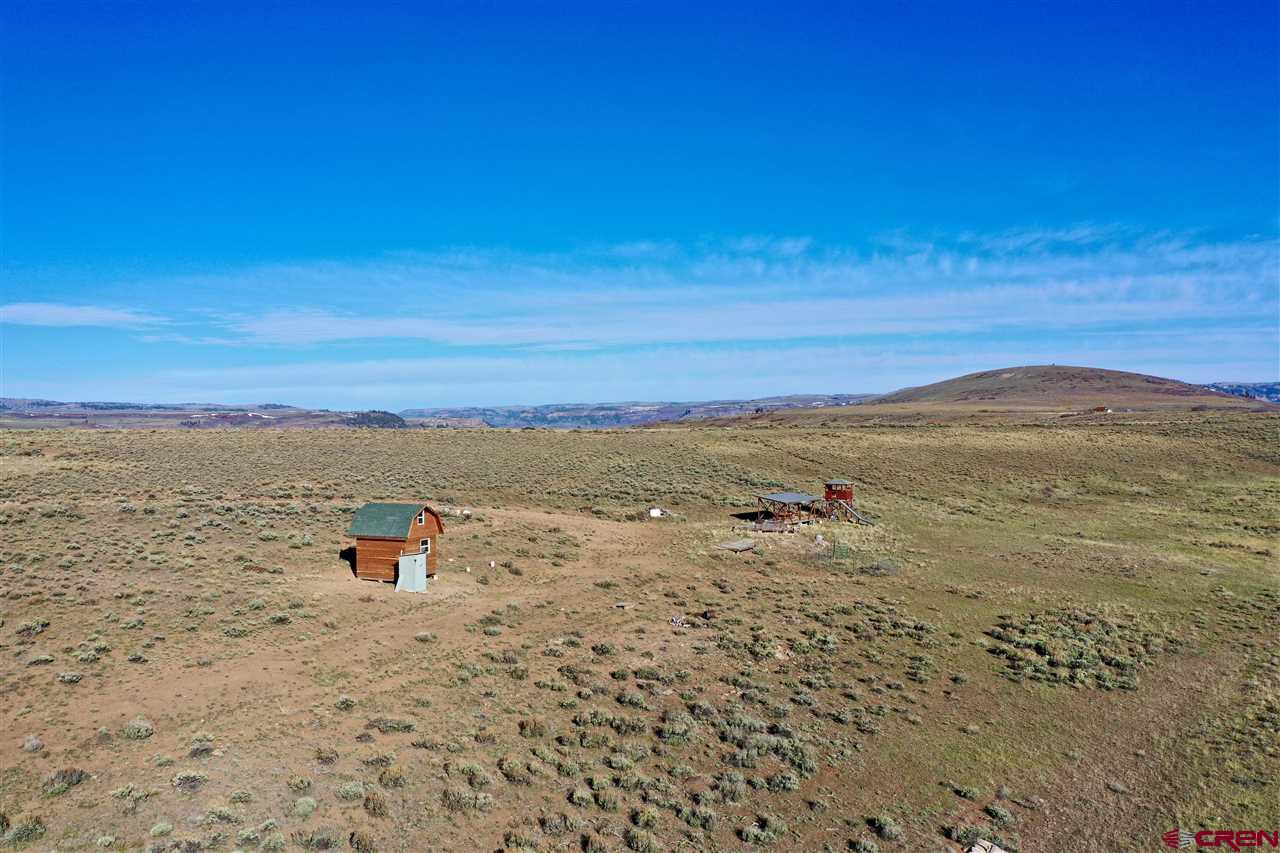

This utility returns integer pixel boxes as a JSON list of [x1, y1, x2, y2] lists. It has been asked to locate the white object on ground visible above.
[[967, 841, 1009, 853]]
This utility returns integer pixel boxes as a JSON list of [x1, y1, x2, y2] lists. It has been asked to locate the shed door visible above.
[[396, 552, 428, 593]]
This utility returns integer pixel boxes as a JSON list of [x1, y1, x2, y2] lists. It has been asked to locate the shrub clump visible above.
[[985, 803, 1016, 827], [378, 766, 406, 788], [440, 787, 493, 814], [624, 826, 661, 852], [517, 718, 547, 738], [616, 690, 649, 710], [540, 813, 582, 836], [740, 813, 788, 845], [172, 772, 208, 792], [349, 829, 377, 853], [498, 755, 534, 785], [363, 791, 389, 817], [291, 828, 342, 849], [366, 717, 415, 734], [678, 805, 717, 831], [985, 606, 1178, 690], [42, 768, 88, 796], [122, 717, 154, 739], [869, 815, 903, 841], [335, 781, 365, 801], [656, 711, 694, 744], [16, 619, 50, 637]]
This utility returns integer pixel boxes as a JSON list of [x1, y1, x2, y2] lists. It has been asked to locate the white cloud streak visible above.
[[7, 324, 1270, 408], [0, 302, 162, 328], [117, 229, 1276, 349], [5, 228, 1274, 406], [57, 325, 1254, 404]]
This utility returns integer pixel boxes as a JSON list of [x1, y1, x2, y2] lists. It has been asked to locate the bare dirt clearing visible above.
[[1, 415, 1276, 851]]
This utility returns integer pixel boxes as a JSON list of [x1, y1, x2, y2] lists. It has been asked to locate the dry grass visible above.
[[0, 413, 1275, 850]]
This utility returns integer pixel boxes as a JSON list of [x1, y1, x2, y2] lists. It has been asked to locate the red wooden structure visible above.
[[824, 479, 854, 502]]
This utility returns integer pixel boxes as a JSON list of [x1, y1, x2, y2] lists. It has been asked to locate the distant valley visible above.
[[0, 393, 873, 429], [399, 394, 873, 428]]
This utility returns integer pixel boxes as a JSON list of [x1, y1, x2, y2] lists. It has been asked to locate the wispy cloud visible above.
[[129, 229, 1277, 349], [18, 325, 1265, 407], [5, 228, 1274, 407], [1, 302, 162, 328]]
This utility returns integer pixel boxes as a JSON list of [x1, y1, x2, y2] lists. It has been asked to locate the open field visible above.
[[1, 413, 1277, 852]]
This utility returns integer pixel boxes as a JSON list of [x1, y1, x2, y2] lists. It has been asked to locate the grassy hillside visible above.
[[872, 365, 1255, 409]]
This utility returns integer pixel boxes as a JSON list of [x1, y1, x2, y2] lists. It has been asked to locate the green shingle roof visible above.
[[348, 502, 424, 538]]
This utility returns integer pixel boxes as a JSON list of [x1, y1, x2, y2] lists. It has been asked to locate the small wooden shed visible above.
[[347, 502, 444, 582]]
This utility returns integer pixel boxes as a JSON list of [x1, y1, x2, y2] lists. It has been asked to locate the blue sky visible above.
[[2, 1, 1276, 408]]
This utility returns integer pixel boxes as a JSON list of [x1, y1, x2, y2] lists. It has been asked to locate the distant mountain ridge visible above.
[[0, 398, 272, 412], [1204, 382, 1280, 404], [0, 393, 873, 429], [0, 399, 404, 429], [2, 368, 1273, 430], [399, 394, 873, 428]]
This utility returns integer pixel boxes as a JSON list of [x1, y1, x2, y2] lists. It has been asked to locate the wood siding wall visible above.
[[406, 512, 442, 574], [354, 537, 404, 581], [824, 485, 854, 502]]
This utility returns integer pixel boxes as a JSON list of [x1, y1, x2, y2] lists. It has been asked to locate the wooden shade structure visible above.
[[756, 491, 821, 525]]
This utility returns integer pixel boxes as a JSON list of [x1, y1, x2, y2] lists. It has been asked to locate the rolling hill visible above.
[[870, 365, 1263, 409]]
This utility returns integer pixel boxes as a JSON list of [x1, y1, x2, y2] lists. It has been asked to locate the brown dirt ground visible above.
[[1, 419, 1276, 852]]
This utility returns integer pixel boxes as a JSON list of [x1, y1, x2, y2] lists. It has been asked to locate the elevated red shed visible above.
[[824, 479, 854, 503]]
